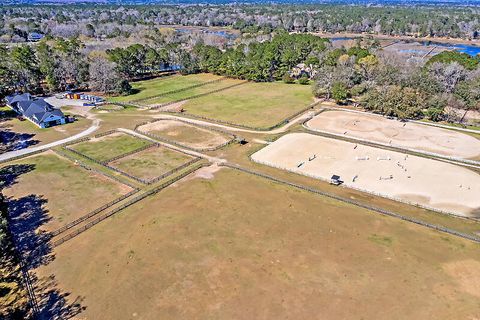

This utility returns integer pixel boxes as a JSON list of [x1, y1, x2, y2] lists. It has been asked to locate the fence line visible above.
[[250, 156, 478, 222], [221, 163, 480, 243], [50, 189, 139, 238], [164, 100, 320, 132], [53, 149, 138, 189], [52, 162, 209, 247], [5, 217, 40, 318], [303, 123, 480, 167], [134, 118, 237, 152], [131, 76, 229, 104], [148, 80, 248, 110]]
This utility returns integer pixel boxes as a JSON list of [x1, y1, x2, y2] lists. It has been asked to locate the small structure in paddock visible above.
[[297, 162, 305, 168], [330, 174, 343, 185]]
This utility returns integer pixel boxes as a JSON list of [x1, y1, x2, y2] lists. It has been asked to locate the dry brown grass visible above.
[[35, 168, 480, 320]]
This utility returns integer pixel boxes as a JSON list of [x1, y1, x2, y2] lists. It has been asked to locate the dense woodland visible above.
[[1, 4, 480, 41]]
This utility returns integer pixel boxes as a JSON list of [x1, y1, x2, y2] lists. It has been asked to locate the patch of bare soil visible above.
[[443, 259, 480, 298]]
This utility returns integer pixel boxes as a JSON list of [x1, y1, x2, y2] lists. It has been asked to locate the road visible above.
[[0, 119, 100, 162]]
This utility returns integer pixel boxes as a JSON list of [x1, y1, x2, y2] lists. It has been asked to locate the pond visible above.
[[330, 37, 480, 57]]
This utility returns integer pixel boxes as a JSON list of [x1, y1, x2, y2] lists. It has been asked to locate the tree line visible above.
[[1, 4, 479, 42], [182, 33, 328, 81], [0, 38, 183, 97], [312, 46, 480, 122]]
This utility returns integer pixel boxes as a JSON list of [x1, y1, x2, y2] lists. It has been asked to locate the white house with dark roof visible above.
[[5, 93, 67, 128]]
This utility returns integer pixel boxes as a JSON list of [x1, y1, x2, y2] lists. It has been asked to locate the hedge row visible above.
[[52, 162, 210, 247], [221, 163, 480, 244]]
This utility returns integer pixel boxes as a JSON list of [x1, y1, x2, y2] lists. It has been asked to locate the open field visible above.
[[143, 78, 245, 106], [108, 145, 195, 181], [180, 81, 315, 128], [1, 151, 133, 232], [306, 110, 480, 160], [137, 119, 232, 150], [35, 167, 480, 319], [251, 133, 480, 217], [109, 73, 225, 103], [69, 132, 152, 162]]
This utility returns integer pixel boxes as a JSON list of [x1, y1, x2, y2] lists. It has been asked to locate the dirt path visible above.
[[151, 110, 316, 134]]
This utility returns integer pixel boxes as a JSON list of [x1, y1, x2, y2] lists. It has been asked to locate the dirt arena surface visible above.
[[35, 168, 480, 320], [137, 119, 231, 150], [251, 133, 480, 217], [306, 110, 480, 160]]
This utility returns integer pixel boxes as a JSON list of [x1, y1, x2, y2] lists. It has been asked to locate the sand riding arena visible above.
[[306, 110, 480, 161], [252, 133, 480, 218]]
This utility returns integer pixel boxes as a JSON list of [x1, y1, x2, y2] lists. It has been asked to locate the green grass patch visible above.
[[108, 73, 224, 103], [70, 132, 152, 162], [181, 81, 314, 128], [368, 234, 393, 247]]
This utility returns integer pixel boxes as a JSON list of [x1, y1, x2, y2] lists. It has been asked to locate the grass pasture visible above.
[[108, 145, 196, 181], [1, 151, 133, 232], [143, 77, 245, 106], [69, 132, 152, 162], [35, 167, 480, 319], [137, 119, 233, 150], [109, 73, 225, 104], [180, 81, 314, 128]]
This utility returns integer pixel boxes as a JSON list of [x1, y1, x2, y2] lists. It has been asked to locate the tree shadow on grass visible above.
[[2, 164, 86, 319], [0, 108, 40, 153], [0, 128, 39, 153]]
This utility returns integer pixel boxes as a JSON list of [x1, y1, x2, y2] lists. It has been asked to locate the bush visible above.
[[116, 79, 132, 95], [282, 72, 295, 84], [298, 75, 310, 85]]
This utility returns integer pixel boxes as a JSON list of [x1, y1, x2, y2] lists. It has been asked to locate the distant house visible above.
[[27, 32, 44, 42], [5, 93, 66, 128]]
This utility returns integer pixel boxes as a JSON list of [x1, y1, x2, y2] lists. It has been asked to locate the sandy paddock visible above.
[[306, 110, 480, 160], [137, 119, 231, 149], [252, 133, 480, 217]]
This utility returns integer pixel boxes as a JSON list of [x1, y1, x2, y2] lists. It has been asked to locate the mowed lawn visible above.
[[137, 120, 232, 150], [181, 81, 314, 128], [109, 146, 195, 181], [109, 73, 224, 103], [70, 132, 152, 162], [36, 168, 480, 320], [1, 152, 133, 232]]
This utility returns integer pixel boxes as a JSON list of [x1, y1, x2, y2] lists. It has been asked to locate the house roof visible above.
[[15, 98, 65, 124], [5, 93, 32, 106], [331, 175, 341, 180]]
